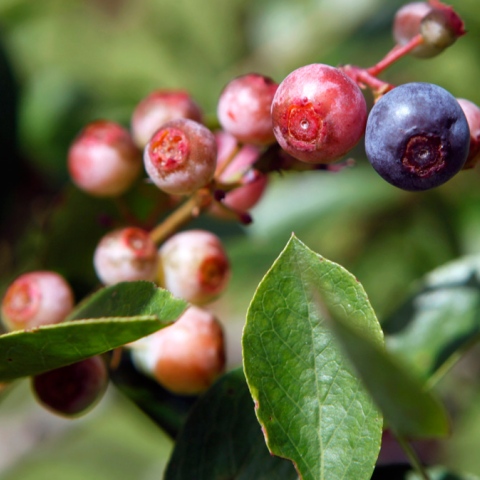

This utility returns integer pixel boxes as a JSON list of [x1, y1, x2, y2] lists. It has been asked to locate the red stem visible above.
[[342, 34, 426, 99], [341, 65, 394, 98], [367, 34, 425, 77]]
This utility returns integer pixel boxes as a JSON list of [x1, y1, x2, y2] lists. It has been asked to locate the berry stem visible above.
[[215, 142, 242, 178], [342, 34, 426, 99], [341, 65, 394, 98], [149, 189, 213, 245], [366, 34, 425, 77]]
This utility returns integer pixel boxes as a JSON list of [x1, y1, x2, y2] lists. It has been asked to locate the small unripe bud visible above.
[[94, 227, 158, 285], [1, 271, 74, 331], [158, 230, 230, 305], [32, 355, 108, 417], [131, 306, 225, 395], [68, 120, 142, 197], [217, 73, 278, 145], [131, 90, 203, 148], [393, 2, 436, 58], [393, 1, 465, 58], [143, 119, 217, 195]]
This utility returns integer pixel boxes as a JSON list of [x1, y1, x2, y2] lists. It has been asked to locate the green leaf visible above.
[[322, 305, 450, 438], [164, 368, 297, 480], [0, 282, 187, 381], [383, 255, 480, 379], [66, 281, 186, 322], [242, 234, 383, 480]]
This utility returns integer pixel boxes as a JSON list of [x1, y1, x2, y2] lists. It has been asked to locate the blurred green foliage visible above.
[[0, 0, 480, 478]]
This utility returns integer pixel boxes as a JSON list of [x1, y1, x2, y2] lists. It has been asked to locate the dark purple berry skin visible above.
[[32, 356, 108, 417], [365, 82, 470, 191]]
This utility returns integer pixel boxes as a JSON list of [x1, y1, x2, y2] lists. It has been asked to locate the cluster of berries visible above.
[[0, 228, 230, 416], [1, 0, 479, 418], [0, 271, 107, 416], [272, 2, 479, 191]]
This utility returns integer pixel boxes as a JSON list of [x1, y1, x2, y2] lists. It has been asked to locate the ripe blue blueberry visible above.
[[365, 82, 470, 191]]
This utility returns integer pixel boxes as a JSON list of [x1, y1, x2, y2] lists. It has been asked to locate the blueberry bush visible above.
[[1, 1, 480, 479]]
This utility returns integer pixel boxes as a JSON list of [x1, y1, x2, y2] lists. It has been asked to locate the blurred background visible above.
[[0, 0, 479, 478]]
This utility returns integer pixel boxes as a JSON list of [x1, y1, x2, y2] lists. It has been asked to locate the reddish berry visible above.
[[271, 64, 367, 164], [1, 271, 74, 331], [131, 90, 203, 148], [93, 227, 158, 285], [130, 306, 225, 395], [211, 131, 268, 218], [393, 2, 435, 57], [158, 230, 230, 305], [457, 99, 480, 169], [143, 119, 217, 195], [217, 73, 278, 145], [68, 120, 142, 197], [393, 2, 465, 58], [32, 355, 108, 417]]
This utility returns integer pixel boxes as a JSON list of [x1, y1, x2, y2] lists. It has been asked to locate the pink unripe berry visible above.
[[32, 355, 108, 417], [393, 2, 465, 58], [131, 90, 203, 148], [143, 119, 217, 195], [457, 98, 480, 169], [158, 230, 230, 305], [217, 73, 278, 145], [1, 271, 74, 331], [131, 306, 225, 395], [93, 227, 158, 285], [68, 120, 142, 197], [271, 64, 367, 164], [393, 2, 435, 57], [211, 131, 268, 218]]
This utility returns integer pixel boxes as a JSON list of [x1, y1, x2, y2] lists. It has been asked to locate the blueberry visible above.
[[365, 82, 470, 191]]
